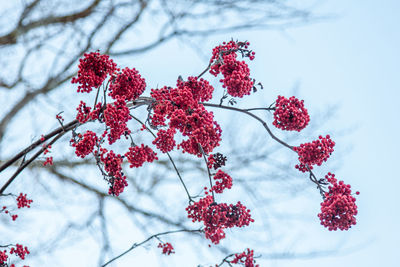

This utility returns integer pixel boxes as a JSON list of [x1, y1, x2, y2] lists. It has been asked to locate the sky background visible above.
[[128, 0, 399, 266]]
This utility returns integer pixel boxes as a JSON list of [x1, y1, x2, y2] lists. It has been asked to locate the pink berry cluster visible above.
[[186, 195, 254, 244], [75, 101, 103, 124], [10, 244, 29, 260], [103, 96, 131, 144], [231, 248, 259, 267], [16, 193, 32, 209], [210, 170, 233, 194], [0, 244, 30, 267], [158, 242, 175, 255], [209, 41, 255, 98], [177, 76, 214, 102], [150, 81, 222, 157], [1, 193, 32, 221], [294, 135, 335, 172], [273, 95, 310, 131], [108, 67, 146, 101], [125, 144, 158, 168], [318, 173, 358, 231], [71, 52, 117, 93], [71, 131, 98, 158]]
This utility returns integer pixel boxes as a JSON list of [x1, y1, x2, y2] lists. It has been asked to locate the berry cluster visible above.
[[231, 248, 259, 267], [177, 76, 214, 102], [1, 193, 33, 222], [273, 95, 310, 131], [16, 193, 33, 209], [150, 83, 222, 157], [103, 97, 131, 144], [318, 173, 358, 231], [10, 244, 29, 260], [97, 148, 127, 196], [152, 128, 176, 153], [109, 67, 146, 101], [43, 157, 53, 166], [294, 135, 335, 172], [211, 170, 233, 194], [186, 195, 254, 244], [71, 52, 117, 93], [125, 144, 158, 168], [71, 131, 98, 158], [158, 242, 175, 255], [209, 41, 255, 98], [0, 244, 30, 267]]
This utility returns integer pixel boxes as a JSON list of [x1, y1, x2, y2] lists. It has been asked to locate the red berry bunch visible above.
[[231, 248, 259, 267], [103, 97, 131, 144], [75, 101, 92, 123], [152, 128, 176, 153], [294, 135, 335, 172], [318, 173, 358, 231], [71, 131, 98, 158], [151, 84, 222, 157], [125, 144, 158, 168], [218, 55, 253, 98], [43, 157, 53, 166], [273, 95, 310, 131], [211, 170, 233, 194], [16, 193, 33, 209], [109, 67, 146, 101], [177, 76, 214, 102], [186, 195, 254, 244], [209, 41, 255, 98], [10, 244, 30, 260], [97, 148, 127, 196], [158, 242, 175, 255], [0, 250, 8, 265], [72, 52, 117, 93]]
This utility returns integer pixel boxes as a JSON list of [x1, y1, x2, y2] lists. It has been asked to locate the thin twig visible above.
[[201, 103, 294, 151], [198, 143, 215, 201], [101, 228, 202, 267]]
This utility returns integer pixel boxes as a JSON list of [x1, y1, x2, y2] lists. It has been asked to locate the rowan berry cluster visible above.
[[71, 52, 117, 93], [71, 131, 98, 158], [273, 95, 310, 131], [16, 193, 32, 209], [158, 242, 175, 255], [150, 83, 222, 157], [97, 148, 127, 196], [318, 173, 358, 231], [186, 195, 254, 244], [211, 170, 233, 194], [209, 41, 255, 98], [0, 244, 30, 267], [125, 144, 158, 168], [231, 248, 259, 267], [294, 135, 335, 172], [1, 193, 32, 222], [108, 67, 146, 101]]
